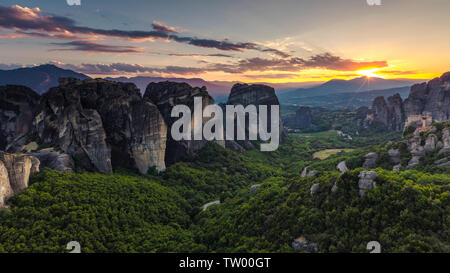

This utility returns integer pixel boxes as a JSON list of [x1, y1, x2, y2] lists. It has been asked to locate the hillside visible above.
[[0, 65, 89, 94]]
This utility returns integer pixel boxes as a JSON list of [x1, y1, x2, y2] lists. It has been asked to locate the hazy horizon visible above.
[[1, 0, 449, 84]]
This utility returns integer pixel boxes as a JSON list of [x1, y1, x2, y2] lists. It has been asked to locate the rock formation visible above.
[[371, 94, 404, 130], [0, 85, 40, 152], [388, 149, 400, 164], [336, 161, 349, 173], [33, 78, 167, 173], [31, 149, 75, 173], [0, 151, 39, 207], [301, 166, 317, 177], [363, 152, 378, 169], [403, 72, 450, 121], [225, 83, 285, 144], [358, 171, 378, 196], [284, 106, 314, 129], [144, 81, 213, 165], [366, 72, 450, 130], [292, 236, 318, 252]]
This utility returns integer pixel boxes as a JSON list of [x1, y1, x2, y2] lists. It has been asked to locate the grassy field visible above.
[[313, 148, 354, 160]]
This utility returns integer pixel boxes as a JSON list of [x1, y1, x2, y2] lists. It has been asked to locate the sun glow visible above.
[[356, 68, 384, 78]]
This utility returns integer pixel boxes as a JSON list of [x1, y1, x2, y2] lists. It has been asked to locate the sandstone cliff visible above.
[[33, 78, 167, 174], [144, 81, 214, 165], [224, 83, 285, 150], [0, 85, 40, 151], [367, 72, 450, 130], [0, 151, 39, 207]]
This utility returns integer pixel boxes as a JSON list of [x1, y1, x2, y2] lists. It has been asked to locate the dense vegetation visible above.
[[0, 122, 448, 253]]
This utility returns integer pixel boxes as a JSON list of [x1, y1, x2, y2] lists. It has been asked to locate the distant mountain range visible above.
[[0, 64, 89, 94], [106, 76, 230, 97], [282, 86, 411, 110], [0, 65, 427, 108], [278, 76, 424, 102]]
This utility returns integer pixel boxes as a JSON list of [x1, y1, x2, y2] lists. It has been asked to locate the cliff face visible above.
[[0, 151, 39, 207], [403, 72, 450, 121], [368, 72, 450, 130], [226, 83, 285, 138], [33, 78, 167, 174], [144, 82, 214, 165], [0, 85, 40, 151], [372, 93, 404, 130]]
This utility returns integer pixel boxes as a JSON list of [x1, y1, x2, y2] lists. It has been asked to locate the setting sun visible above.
[[356, 68, 384, 78]]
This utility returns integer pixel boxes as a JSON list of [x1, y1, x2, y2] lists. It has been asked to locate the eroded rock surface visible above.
[[358, 171, 378, 196], [0, 151, 39, 207], [145, 82, 212, 165]]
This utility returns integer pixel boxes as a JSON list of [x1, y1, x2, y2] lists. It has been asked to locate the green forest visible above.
[[0, 122, 449, 253]]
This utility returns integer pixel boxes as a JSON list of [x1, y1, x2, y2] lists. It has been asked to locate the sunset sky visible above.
[[0, 0, 449, 83]]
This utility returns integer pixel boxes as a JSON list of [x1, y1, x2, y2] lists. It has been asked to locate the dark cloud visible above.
[[49, 52, 388, 76], [0, 4, 289, 56], [151, 21, 177, 33], [299, 53, 388, 71], [167, 53, 234, 58], [208, 53, 388, 73], [52, 62, 209, 75], [50, 41, 142, 53]]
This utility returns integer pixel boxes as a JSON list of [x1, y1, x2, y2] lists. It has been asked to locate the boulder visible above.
[[437, 161, 450, 168], [250, 184, 261, 194], [31, 149, 75, 173], [310, 183, 320, 196], [0, 151, 40, 207], [337, 161, 349, 173], [301, 167, 317, 177], [439, 128, 450, 155], [388, 149, 400, 164], [363, 152, 378, 169], [358, 171, 378, 196], [424, 134, 438, 153], [393, 164, 402, 171], [292, 236, 318, 253]]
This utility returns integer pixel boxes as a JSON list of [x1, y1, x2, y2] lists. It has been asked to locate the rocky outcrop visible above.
[[310, 183, 320, 196], [388, 149, 400, 164], [439, 128, 450, 155], [225, 83, 285, 145], [292, 236, 318, 252], [0, 85, 40, 152], [367, 72, 450, 130], [301, 167, 317, 177], [34, 78, 167, 173], [0, 151, 39, 207], [144, 82, 212, 165], [403, 72, 450, 121], [336, 161, 349, 173], [250, 184, 261, 194], [363, 152, 378, 169], [424, 134, 438, 152], [31, 149, 75, 173], [407, 137, 425, 169], [358, 171, 378, 196], [371, 94, 404, 130], [285, 106, 314, 129]]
